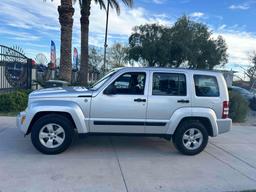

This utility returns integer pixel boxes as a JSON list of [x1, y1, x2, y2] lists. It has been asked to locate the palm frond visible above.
[[109, 0, 121, 14], [120, 0, 133, 8], [78, 0, 82, 8], [92, 0, 133, 15], [94, 0, 107, 10]]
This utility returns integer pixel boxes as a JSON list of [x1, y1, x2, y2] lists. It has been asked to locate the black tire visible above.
[[31, 114, 75, 154], [173, 120, 208, 155]]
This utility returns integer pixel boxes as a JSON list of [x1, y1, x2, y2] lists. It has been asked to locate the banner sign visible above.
[[73, 47, 79, 71], [50, 40, 56, 70]]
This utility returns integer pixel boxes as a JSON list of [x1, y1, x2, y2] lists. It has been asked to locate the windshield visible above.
[[240, 89, 251, 95], [90, 70, 117, 90], [234, 87, 252, 95]]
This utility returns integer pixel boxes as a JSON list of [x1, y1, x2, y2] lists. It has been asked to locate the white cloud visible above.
[[228, 1, 256, 10], [90, 4, 171, 36], [72, 2, 172, 46], [190, 12, 205, 18], [152, 0, 166, 4], [0, 27, 41, 41], [218, 24, 227, 30], [0, 0, 173, 58], [0, 0, 172, 38], [229, 4, 250, 10], [214, 29, 256, 69], [0, 0, 59, 31]]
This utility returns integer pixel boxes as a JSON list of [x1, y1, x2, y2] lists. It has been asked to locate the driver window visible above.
[[107, 72, 146, 95]]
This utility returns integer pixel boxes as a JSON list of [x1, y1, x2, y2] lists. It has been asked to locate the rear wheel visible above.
[[173, 120, 208, 155], [31, 114, 74, 154]]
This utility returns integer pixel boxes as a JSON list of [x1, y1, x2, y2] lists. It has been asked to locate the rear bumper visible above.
[[217, 118, 232, 135], [16, 111, 28, 134]]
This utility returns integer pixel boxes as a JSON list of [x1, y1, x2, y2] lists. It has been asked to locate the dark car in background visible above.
[[229, 86, 256, 111]]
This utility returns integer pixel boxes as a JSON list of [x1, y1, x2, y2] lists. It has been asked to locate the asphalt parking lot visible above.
[[0, 116, 256, 192]]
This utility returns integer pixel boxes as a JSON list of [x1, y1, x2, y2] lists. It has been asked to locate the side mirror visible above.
[[103, 85, 117, 95]]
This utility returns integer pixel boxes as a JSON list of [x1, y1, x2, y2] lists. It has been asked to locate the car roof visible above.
[[231, 86, 247, 90], [231, 86, 241, 89], [116, 67, 223, 76]]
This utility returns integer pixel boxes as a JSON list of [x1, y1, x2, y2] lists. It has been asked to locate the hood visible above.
[[29, 86, 93, 99]]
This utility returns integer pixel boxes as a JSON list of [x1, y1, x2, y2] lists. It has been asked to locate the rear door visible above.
[[145, 70, 191, 134]]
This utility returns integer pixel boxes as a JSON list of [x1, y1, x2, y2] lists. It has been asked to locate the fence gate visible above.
[[0, 45, 32, 93]]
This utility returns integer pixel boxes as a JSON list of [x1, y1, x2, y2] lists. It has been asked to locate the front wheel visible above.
[[31, 114, 75, 154], [173, 120, 208, 155]]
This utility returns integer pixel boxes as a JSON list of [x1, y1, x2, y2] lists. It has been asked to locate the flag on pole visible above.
[[50, 40, 56, 70], [73, 47, 79, 71]]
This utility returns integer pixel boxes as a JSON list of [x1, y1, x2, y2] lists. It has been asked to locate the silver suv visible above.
[[17, 67, 232, 155]]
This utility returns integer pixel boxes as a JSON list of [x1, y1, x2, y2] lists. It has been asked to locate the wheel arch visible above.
[[174, 117, 214, 137], [25, 100, 88, 135], [26, 112, 76, 135], [167, 107, 218, 137]]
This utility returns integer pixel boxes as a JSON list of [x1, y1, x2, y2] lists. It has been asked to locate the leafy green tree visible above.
[[128, 16, 228, 69], [245, 53, 256, 87], [89, 47, 103, 69], [128, 24, 170, 67], [170, 16, 228, 69], [109, 43, 129, 68], [78, 0, 133, 86]]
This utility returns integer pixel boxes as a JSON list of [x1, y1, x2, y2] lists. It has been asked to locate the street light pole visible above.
[[103, 1, 110, 75]]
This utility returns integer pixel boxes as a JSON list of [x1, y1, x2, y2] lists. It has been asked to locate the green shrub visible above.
[[229, 91, 249, 122], [0, 90, 30, 113]]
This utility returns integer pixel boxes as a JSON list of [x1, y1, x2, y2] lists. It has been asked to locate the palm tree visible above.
[[45, 0, 75, 82], [78, 0, 133, 86], [57, 0, 75, 82]]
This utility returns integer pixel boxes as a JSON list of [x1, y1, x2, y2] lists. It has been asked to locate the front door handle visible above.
[[177, 99, 190, 103], [134, 98, 146, 102]]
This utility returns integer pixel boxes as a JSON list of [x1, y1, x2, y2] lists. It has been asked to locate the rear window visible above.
[[194, 75, 220, 97], [152, 73, 186, 96]]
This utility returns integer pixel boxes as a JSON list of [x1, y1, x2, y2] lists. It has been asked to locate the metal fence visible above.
[[0, 45, 32, 93]]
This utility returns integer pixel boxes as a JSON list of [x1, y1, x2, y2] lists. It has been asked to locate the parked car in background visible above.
[[230, 86, 254, 101], [17, 67, 232, 155], [251, 88, 256, 95], [229, 86, 256, 111], [43, 80, 70, 88]]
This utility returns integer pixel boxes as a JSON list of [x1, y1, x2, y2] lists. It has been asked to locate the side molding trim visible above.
[[94, 121, 166, 126]]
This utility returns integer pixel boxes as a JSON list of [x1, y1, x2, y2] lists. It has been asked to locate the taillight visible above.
[[222, 101, 229, 119]]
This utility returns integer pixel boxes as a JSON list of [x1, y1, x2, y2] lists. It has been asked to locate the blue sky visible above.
[[0, 0, 256, 73]]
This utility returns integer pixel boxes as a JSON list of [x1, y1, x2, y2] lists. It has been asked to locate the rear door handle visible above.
[[134, 98, 146, 102], [177, 99, 190, 103]]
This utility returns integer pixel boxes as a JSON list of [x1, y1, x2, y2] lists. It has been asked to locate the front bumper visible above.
[[217, 118, 232, 135], [16, 111, 28, 134]]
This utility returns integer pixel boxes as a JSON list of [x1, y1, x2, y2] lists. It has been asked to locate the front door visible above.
[[90, 71, 148, 133]]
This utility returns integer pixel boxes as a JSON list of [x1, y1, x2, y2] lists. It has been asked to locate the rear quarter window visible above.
[[194, 75, 220, 97]]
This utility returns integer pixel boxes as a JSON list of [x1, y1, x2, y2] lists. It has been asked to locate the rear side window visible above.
[[194, 75, 220, 97], [152, 73, 186, 96]]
